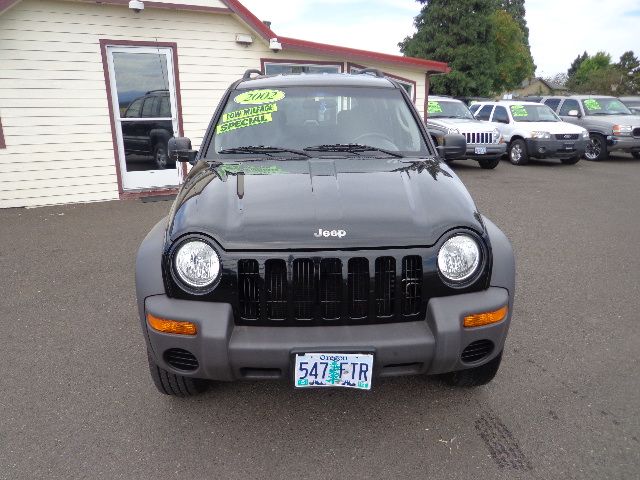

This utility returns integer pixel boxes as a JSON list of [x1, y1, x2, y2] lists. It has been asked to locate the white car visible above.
[[427, 96, 506, 169], [470, 101, 589, 165]]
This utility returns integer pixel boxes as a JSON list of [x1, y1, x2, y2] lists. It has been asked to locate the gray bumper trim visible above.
[[144, 287, 511, 381]]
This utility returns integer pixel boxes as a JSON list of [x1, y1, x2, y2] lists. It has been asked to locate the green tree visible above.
[[399, 0, 499, 96], [491, 9, 535, 92], [498, 0, 530, 45], [616, 51, 640, 94], [567, 51, 589, 79]]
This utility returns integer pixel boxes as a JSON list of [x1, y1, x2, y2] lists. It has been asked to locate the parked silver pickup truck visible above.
[[540, 95, 640, 161], [427, 96, 506, 169]]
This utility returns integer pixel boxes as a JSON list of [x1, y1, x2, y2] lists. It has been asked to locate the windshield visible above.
[[207, 86, 429, 159], [427, 100, 474, 119], [582, 98, 632, 116], [509, 104, 560, 122]]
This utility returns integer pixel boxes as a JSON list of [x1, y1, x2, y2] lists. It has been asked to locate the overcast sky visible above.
[[241, 0, 640, 77]]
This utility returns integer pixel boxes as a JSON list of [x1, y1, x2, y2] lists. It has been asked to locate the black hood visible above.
[[167, 157, 484, 250]]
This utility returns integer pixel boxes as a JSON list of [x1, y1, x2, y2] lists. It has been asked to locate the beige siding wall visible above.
[[0, 0, 428, 208]]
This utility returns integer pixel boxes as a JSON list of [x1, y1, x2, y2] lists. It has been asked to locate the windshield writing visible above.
[[208, 86, 429, 159]]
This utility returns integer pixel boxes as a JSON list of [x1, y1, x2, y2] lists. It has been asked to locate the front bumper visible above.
[[143, 287, 511, 382], [464, 143, 507, 160], [525, 138, 587, 159], [608, 136, 640, 153]]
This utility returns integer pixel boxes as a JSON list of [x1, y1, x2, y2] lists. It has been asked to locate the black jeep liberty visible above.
[[135, 70, 515, 396]]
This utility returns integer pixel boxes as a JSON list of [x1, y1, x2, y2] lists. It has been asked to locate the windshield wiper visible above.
[[304, 143, 403, 158], [218, 146, 310, 158]]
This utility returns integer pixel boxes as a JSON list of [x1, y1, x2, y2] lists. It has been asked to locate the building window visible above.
[[264, 62, 342, 75], [348, 65, 415, 100]]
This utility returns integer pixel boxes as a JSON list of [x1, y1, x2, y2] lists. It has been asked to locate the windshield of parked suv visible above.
[[582, 98, 632, 116], [208, 86, 430, 158], [509, 104, 560, 122], [427, 100, 474, 119]]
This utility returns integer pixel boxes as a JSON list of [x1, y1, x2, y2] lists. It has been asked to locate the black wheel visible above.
[[560, 156, 580, 165], [478, 157, 500, 169], [632, 151, 640, 159], [153, 143, 170, 170], [508, 139, 529, 165], [441, 351, 503, 387], [584, 133, 608, 161], [147, 350, 209, 397]]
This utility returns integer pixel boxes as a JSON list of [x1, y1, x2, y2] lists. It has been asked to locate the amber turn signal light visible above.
[[463, 305, 508, 328], [147, 313, 197, 335]]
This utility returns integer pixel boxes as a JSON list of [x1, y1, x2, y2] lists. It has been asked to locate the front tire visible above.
[[479, 157, 500, 169], [153, 143, 170, 170], [441, 351, 503, 387], [508, 139, 529, 165], [585, 133, 608, 161], [147, 350, 209, 397], [561, 156, 580, 165]]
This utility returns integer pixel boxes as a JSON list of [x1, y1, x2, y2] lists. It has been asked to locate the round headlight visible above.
[[173, 240, 221, 289], [438, 234, 481, 282]]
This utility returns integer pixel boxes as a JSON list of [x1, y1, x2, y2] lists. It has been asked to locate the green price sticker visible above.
[[428, 101, 443, 113], [510, 105, 528, 117], [584, 99, 601, 111], [222, 103, 278, 122], [216, 112, 273, 134], [234, 89, 285, 105]]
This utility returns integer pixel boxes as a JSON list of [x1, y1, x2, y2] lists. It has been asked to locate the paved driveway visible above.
[[1, 154, 638, 479]]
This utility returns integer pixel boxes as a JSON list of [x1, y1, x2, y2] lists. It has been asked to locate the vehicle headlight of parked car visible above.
[[531, 131, 551, 139], [492, 128, 501, 143], [582, 130, 590, 139], [613, 125, 633, 136], [171, 238, 221, 292], [447, 127, 460, 135], [437, 234, 482, 284]]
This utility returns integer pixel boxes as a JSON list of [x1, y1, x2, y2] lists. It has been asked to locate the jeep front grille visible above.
[[464, 132, 493, 144], [236, 255, 424, 326]]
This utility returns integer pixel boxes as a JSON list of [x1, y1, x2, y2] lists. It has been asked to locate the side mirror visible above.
[[437, 133, 467, 160], [567, 109, 581, 118], [168, 137, 198, 164]]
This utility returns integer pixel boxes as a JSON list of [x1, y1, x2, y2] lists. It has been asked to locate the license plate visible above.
[[564, 143, 574, 150], [475, 146, 487, 155], [294, 353, 373, 390]]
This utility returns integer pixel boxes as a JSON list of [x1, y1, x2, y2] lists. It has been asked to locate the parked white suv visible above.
[[427, 96, 506, 169], [470, 101, 589, 165]]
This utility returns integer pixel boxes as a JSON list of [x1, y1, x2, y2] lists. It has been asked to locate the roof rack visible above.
[[145, 89, 169, 94], [354, 68, 385, 78], [243, 69, 263, 80]]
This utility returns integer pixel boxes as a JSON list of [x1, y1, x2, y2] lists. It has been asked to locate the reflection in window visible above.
[[350, 66, 414, 99], [112, 52, 175, 172], [264, 63, 341, 75]]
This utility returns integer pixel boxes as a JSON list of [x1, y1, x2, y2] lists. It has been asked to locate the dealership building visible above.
[[0, 0, 448, 208]]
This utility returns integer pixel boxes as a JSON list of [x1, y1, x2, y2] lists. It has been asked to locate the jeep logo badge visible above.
[[314, 228, 347, 238], [564, 134, 571, 139]]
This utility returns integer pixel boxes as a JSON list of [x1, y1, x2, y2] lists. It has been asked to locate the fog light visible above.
[[538, 147, 545, 154], [147, 313, 197, 335], [463, 305, 508, 328]]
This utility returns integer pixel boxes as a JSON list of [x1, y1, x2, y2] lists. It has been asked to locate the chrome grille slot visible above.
[[265, 259, 287, 320], [292, 259, 316, 320], [238, 259, 260, 320], [348, 258, 369, 319], [375, 257, 396, 317], [319, 259, 342, 320], [401, 256, 422, 316]]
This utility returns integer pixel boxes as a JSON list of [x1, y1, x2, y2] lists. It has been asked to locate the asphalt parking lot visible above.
[[1, 154, 639, 479]]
